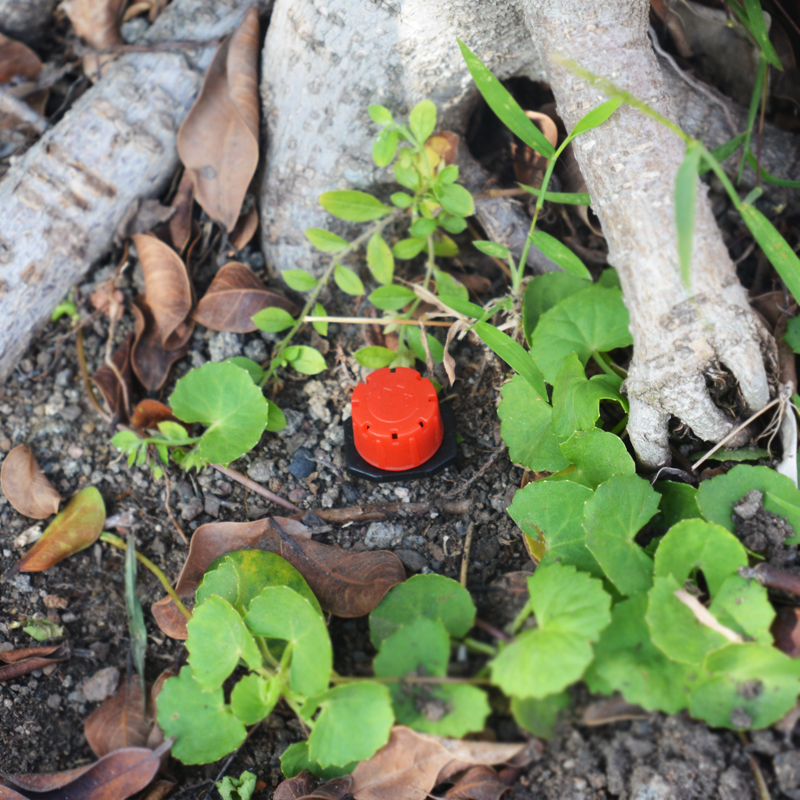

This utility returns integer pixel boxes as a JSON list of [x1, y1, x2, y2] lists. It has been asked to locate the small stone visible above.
[[61, 612, 77, 623], [42, 595, 67, 609], [393, 487, 410, 502], [775, 752, 800, 792], [247, 458, 274, 483], [204, 495, 220, 518], [364, 521, 403, 549], [734, 489, 763, 520], [82, 667, 119, 703], [67, 444, 84, 459], [288, 488, 306, 503], [320, 486, 339, 508], [243, 338, 268, 363], [288, 448, 317, 479], [395, 549, 426, 572], [303, 381, 331, 423], [279, 408, 304, 438], [90, 641, 110, 661], [208, 331, 242, 362], [60, 405, 82, 422], [46, 694, 62, 709], [179, 497, 204, 521]]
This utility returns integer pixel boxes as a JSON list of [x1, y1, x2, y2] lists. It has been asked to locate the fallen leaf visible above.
[[168, 171, 195, 254], [274, 771, 319, 800], [62, 0, 126, 81], [581, 696, 649, 726], [230, 204, 259, 250], [139, 779, 175, 800], [10, 486, 105, 575], [0, 643, 71, 682], [130, 399, 183, 431], [131, 296, 193, 392], [192, 262, 298, 333], [151, 516, 405, 639], [177, 8, 260, 231], [0, 746, 163, 800], [92, 333, 134, 420], [301, 776, 354, 800], [84, 679, 154, 759], [0, 444, 62, 519], [0, 34, 41, 83], [773, 606, 800, 658], [433, 738, 530, 785], [444, 766, 511, 800], [115, 198, 175, 244], [427, 132, 459, 166], [512, 111, 557, 185], [132, 234, 193, 349]]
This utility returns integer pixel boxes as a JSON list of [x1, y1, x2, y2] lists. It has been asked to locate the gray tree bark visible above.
[[521, 0, 775, 467], [0, 0, 269, 385]]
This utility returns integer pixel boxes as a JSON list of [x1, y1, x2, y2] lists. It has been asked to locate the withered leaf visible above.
[[131, 296, 193, 393], [0, 746, 163, 800], [0, 444, 62, 519], [168, 170, 195, 254], [427, 132, 459, 166], [192, 262, 298, 333], [581, 696, 648, 726], [0, 643, 70, 682], [130, 399, 183, 431], [11, 486, 105, 575], [230, 204, 259, 251], [300, 776, 354, 800], [274, 771, 319, 800], [132, 234, 193, 348], [84, 679, 154, 759], [177, 8, 260, 232], [512, 111, 557, 185], [92, 333, 134, 420], [0, 34, 42, 83], [151, 516, 405, 639], [62, 0, 126, 81], [773, 606, 800, 658], [443, 766, 510, 800]]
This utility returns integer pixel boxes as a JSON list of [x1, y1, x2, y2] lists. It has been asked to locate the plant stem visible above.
[[100, 532, 192, 621], [610, 415, 629, 436], [592, 352, 625, 379], [303, 316, 452, 327], [328, 674, 493, 686], [462, 637, 498, 657]]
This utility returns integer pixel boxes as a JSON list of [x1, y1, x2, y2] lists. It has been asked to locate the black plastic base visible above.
[[344, 405, 458, 483]]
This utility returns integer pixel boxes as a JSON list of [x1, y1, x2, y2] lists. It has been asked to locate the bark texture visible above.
[[0, 0, 269, 385], [521, 0, 775, 468]]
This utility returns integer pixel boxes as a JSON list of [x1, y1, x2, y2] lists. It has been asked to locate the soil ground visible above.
[[1, 246, 799, 800]]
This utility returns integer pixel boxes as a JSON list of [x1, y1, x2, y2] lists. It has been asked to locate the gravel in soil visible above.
[[0, 261, 797, 799]]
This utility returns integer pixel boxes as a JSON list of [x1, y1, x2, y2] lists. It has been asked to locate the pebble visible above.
[[775, 752, 800, 792], [60, 406, 82, 422], [90, 642, 110, 661], [82, 667, 119, 703], [46, 694, 62, 709], [208, 331, 243, 362], [303, 381, 331, 424], [204, 495, 220, 517], [243, 339, 268, 363], [288, 448, 316, 479], [364, 521, 404, 550], [179, 497, 204, 521], [278, 409, 304, 438], [247, 458, 274, 483], [394, 549, 426, 572]]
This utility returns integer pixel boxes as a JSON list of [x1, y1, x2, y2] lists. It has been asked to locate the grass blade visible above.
[[474, 321, 548, 400], [529, 231, 591, 279], [675, 142, 703, 288]]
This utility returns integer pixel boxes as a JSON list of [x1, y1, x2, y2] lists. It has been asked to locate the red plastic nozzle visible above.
[[350, 367, 444, 471]]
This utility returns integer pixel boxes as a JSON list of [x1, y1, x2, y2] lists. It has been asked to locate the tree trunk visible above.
[[521, 0, 775, 467], [0, 0, 269, 386]]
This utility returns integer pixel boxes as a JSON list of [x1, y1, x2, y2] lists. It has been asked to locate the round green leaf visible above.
[[230, 674, 280, 725], [283, 270, 319, 292], [252, 306, 295, 333], [390, 192, 413, 209], [169, 361, 267, 465], [305, 228, 348, 253], [368, 104, 394, 125], [354, 346, 396, 369], [225, 357, 266, 384], [285, 345, 327, 375], [440, 215, 467, 234], [280, 742, 357, 780], [410, 218, 437, 238], [334, 265, 365, 296], [319, 191, 392, 222]]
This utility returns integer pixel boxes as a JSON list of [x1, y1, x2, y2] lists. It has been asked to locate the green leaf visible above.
[[474, 322, 547, 400], [518, 185, 592, 205], [125, 534, 147, 703], [675, 141, 703, 288], [741, 0, 783, 69], [597, 268, 621, 289], [473, 241, 510, 259], [409, 99, 437, 143], [437, 183, 474, 217], [245, 586, 332, 697], [490, 564, 611, 699], [434, 268, 468, 301], [394, 159, 420, 192], [709, 575, 774, 644], [252, 306, 295, 333], [696, 465, 800, 544], [157, 666, 246, 765], [653, 518, 748, 596], [354, 346, 396, 369], [186, 595, 262, 691], [437, 294, 489, 320], [373, 128, 400, 167], [368, 104, 394, 126], [458, 39, 555, 158], [393, 238, 427, 259], [438, 165, 459, 184], [406, 326, 444, 364], [569, 96, 623, 138], [170, 362, 267, 465], [512, 692, 570, 739], [558, 428, 636, 489], [551, 353, 625, 438], [433, 235, 459, 258], [280, 742, 356, 780], [283, 270, 319, 292], [740, 204, 800, 305], [230, 674, 280, 725], [531, 285, 632, 384], [319, 190, 392, 222], [508, 480, 600, 576], [529, 231, 591, 279], [522, 273, 590, 346], [583, 475, 659, 596], [655, 481, 701, 529], [311, 302, 328, 337], [585, 594, 695, 714], [305, 228, 348, 253], [21, 619, 63, 642], [370, 573, 476, 648], [689, 446, 770, 462], [285, 345, 327, 375], [689, 644, 800, 729], [367, 233, 394, 285], [301, 682, 394, 767], [266, 400, 287, 432], [786, 316, 800, 354], [497, 374, 569, 472], [369, 285, 416, 311], [217, 771, 257, 800], [225, 357, 267, 385], [440, 215, 468, 234], [410, 218, 437, 238], [701, 132, 748, 173], [391, 192, 413, 209], [374, 617, 489, 737], [334, 265, 365, 296], [197, 550, 321, 618]]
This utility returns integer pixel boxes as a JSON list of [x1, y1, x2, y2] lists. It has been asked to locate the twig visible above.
[[303, 316, 453, 327], [161, 468, 188, 545], [0, 88, 48, 134], [673, 588, 743, 643], [443, 445, 506, 499], [740, 563, 800, 596], [211, 464, 301, 513], [294, 498, 470, 525], [740, 732, 772, 800], [474, 618, 511, 642], [76, 328, 112, 423], [460, 523, 475, 588]]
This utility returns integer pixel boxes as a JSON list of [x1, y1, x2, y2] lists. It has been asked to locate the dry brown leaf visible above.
[[427, 132, 459, 166], [513, 111, 557, 185], [274, 771, 319, 800], [0, 34, 42, 83], [0, 444, 62, 519], [581, 695, 649, 726], [168, 170, 195, 254], [230, 204, 259, 250], [130, 399, 183, 431], [151, 516, 405, 639], [444, 766, 510, 800], [62, 0, 127, 81], [177, 8, 260, 232], [773, 606, 800, 658], [84, 679, 154, 759], [433, 738, 529, 785], [133, 234, 193, 348], [92, 332, 134, 420], [0, 643, 71, 682], [192, 262, 298, 333], [115, 199, 175, 245]]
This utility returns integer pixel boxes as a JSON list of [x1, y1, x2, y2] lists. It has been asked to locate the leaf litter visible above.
[[0, 444, 62, 519]]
